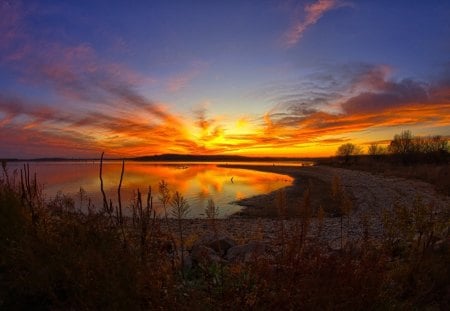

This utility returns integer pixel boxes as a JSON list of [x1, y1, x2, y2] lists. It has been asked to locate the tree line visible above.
[[336, 130, 449, 164]]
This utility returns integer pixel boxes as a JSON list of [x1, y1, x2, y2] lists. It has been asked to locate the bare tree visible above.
[[389, 130, 414, 154], [336, 143, 362, 163], [368, 143, 386, 158], [388, 130, 448, 164]]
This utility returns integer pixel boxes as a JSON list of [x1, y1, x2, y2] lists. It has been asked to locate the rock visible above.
[[440, 225, 449, 238], [182, 250, 192, 269], [343, 240, 363, 257], [191, 245, 224, 267], [433, 239, 449, 252], [328, 237, 348, 252], [192, 233, 236, 256], [226, 241, 267, 263]]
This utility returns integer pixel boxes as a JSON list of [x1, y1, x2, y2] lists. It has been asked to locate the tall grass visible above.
[[0, 158, 181, 309]]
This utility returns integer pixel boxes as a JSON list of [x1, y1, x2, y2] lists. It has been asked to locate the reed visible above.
[[170, 191, 191, 277]]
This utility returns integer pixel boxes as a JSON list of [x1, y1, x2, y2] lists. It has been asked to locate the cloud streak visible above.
[[0, 3, 212, 157], [283, 0, 342, 48], [1, 58, 449, 158], [2, 62, 449, 158], [183, 63, 441, 156], [0, 94, 226, 158]]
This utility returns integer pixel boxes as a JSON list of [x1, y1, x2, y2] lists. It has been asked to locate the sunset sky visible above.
[[1, 0, 449, 158]]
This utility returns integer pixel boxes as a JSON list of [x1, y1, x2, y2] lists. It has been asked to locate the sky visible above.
[[0, 0, 449, 158]]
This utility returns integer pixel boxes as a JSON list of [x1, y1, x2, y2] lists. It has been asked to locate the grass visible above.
[[0, 159, 449, 310]]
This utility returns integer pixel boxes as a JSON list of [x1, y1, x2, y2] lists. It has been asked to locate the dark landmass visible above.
[[131, 153, 319, 163], [2, 153, 322, 163], [1, 158, 101, 162]]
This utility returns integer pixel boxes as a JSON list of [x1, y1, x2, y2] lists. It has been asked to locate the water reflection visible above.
[[7, 162, 294, 218]]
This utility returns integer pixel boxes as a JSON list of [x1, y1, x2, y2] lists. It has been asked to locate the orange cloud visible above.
[[2, 60, 449, 159], [0, 93, 201, 158], [198, 64, 450, 156]]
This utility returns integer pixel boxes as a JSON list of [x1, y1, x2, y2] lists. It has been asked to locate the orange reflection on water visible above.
[[10, 162, 293, 218]]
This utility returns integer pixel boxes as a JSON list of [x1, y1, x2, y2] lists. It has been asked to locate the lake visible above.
[[6, 161, 297, 218]]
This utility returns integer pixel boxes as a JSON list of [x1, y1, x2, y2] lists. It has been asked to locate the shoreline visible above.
[[223, 164, 449, 224], [223, 164, 339, 218]]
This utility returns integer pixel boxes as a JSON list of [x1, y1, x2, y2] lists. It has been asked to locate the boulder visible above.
[[440, 225, 449, 238], [192, 233, 236, 256], [226, 241, 267, 263], [433, 238, 449, 252], [191, 245, 224, 267], [182, 250, 192, 269]]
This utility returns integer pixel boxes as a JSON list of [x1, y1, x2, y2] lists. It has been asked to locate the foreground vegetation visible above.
[[0, 158, 449, 310]]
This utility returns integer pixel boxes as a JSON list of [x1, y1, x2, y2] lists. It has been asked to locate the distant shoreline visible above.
[[2, 154, 322, 163]]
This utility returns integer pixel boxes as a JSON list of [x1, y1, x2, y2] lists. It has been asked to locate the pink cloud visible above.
[[283, 0, 343, 48], [0, 7, 156, 105]]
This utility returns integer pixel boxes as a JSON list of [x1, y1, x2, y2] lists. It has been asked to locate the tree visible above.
[[368, 143, 386, 158], [388, 130, 449, 164], [417, 135, 449, 163], [426, 135, 448, 153], [389, 130, 414, 154], [336, 143, 362, 163]]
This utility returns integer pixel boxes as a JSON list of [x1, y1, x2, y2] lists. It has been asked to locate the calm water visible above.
[[7, 161, 296, 218]]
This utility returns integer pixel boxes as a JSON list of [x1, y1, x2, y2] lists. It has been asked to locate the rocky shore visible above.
[[160, 165, 449, 251], [230, 165, 449, 215], [161, 217, 369, 251]]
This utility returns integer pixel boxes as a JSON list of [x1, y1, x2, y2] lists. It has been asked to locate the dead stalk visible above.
[[99, 152, 109, 213]]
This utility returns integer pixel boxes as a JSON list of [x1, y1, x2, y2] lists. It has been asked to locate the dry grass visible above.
[[319, 155, 450, 195]]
